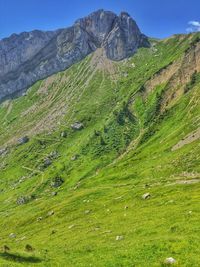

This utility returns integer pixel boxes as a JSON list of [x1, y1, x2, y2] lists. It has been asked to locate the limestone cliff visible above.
[[0, 9, 149, 100]]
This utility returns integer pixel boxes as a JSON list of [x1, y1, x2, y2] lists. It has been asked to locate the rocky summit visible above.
[[0, 9, 149, 101]]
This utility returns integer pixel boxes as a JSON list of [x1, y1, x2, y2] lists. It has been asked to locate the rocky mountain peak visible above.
[[0, 10, 149, 101]]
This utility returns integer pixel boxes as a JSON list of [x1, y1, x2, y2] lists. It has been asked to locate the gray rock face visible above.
[[18, 136, 29, 145], [104, 12, 149, 60], [0, 10, 149, 101], [50, 177, 64, 188]]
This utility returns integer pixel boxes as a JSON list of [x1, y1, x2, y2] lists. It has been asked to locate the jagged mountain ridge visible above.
[[0, 9, 149, 101]]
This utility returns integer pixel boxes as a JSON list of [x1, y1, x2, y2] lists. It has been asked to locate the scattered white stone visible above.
[[68, 224, 75, 229], [37, 216, 43, 221], [85, 210, 91, 214], [48, 210, 54, 216], [115, 196, 123, 200], [9, 233, 16, 238], [60, 131, 67, 138], [142, 192, 151, 200], [71, 122, 84, 130], [83, 199, 90, 203], [164, 257, 176, 264], [102, 230, 112, 234], [116, 235, 124, 241]]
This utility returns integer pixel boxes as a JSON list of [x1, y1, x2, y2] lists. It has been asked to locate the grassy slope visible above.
[[0, 33, 200, 266]]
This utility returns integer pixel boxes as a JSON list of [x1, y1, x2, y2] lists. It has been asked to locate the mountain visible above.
[[0, 10, 149, 101], [0, 10, 200, 267]]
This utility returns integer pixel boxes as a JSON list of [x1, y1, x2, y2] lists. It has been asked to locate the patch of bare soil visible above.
[[90, 48, 118, 79], [37, 75, 57, 95], [144, 41, 200, 110], [168, 178, 200, 186], [21, 104, 37, 117], [145, 60, 181, 94], [161, 41, 200, 109], [172, 127, 200, 151]]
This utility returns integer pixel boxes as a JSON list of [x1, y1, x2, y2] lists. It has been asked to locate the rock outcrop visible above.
[[0, 10, 149, 101]]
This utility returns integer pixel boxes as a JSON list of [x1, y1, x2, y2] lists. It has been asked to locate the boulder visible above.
[[9, 233, 16, 238], [44, 158, 52, 168], [116, 235, 124, 241], [47, 210, 54, 216], [142, 192, 151, 200], [0, 147, 7, 156], [164, 257, 176, 264], [71, 155, 79, 161], [50, 177, 64, 188], [16, 195, 34, 205], [49, 151, 59, 159], [16, 196, 29, 205], [18, 136, 29, 145], [71, 122, 84, 130], [61, 131, 67, 138]]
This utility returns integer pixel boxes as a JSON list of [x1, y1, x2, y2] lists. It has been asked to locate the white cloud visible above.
[[189, 21, 200, 27], [186, 20, 200, 32]]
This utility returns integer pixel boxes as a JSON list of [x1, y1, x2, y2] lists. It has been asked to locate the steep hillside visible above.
[[0, 32, 200, 266]]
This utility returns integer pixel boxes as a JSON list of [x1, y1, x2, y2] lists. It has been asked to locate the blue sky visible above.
[[0, 0, 200, 39]]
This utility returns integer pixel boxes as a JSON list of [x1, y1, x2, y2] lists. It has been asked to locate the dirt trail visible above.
[[167, 178, 200, 186], [2, 101, 13, 121]]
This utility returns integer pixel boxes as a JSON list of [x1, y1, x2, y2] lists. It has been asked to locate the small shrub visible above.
[[25, 244, 34, 252]]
